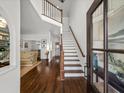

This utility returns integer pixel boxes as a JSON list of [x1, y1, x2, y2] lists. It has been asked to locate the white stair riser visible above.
[[63, 47, 75, 50], [64, 50, 77, 52], [63, 35, 72, 37], [63, 35, 73, 36], [64, 67, 82, 70], [63, 39, 73, 40], [63, 40, 74, 42], [63, 33, 72, 36], [63, 42, 74, 44], [64, 46, 75, 47], [63, 37, 73, 39], [63, 44, 75, 46], [63, 44, 74, 46], [64, 57, 79, 60], [63, 39, 74, 41], [64, 52, 77, 55], [64, 73, 84, 77], [63, 42, 74, 43], [63, 37, 73, 38], [64, 61, 80, 64], [64, 60, 81, 64]]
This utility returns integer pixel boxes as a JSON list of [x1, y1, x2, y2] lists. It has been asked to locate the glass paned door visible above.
[[87, 0, 124, 93]]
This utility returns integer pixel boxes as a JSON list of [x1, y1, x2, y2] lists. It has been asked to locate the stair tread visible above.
[[63, 45, 75, 46], [64, 67, 82, 70], [64, 52, 77, 53], [63, 46, 75, 48], [63, 44, 74, 45], [63, 42, 74, 43], [64, 52, 77, 55], [64, 70, 84, 73], [63, 38, 73, 39], [64, 64, 81, 66], [63, 39, 73, 40], [64, 56, 78, 58], [64, 55, 78, 57], [63, 48, 76, 50], [63, 41, 74, 42], [64, 59, 80, 61], [64, 62, 80, 64]]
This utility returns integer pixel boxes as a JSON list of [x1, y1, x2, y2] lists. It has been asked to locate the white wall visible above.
[[21, 34, 49, 41], [63, 17, 69, 31], [0, 0, 20, 93], [69, 0, 93, 62]]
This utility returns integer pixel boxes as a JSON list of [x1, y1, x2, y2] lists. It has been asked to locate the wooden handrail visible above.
[[60, 34, 64, 81], [69, 26, 85, 57]]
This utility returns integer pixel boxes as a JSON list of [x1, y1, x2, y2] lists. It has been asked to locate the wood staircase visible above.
[[62, 31, 84, 78]]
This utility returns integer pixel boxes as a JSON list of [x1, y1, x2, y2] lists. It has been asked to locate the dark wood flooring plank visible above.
[[21, 58, 87, 93]]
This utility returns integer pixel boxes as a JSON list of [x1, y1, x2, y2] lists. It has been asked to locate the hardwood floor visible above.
[[21, 61, 41, 77], [21, 58, 87, 93]]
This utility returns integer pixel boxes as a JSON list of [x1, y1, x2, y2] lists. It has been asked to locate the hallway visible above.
[[21, 58, 87, 93]]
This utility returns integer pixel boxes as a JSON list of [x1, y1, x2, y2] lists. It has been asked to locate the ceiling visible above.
[[63, 0, 73, 17]]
